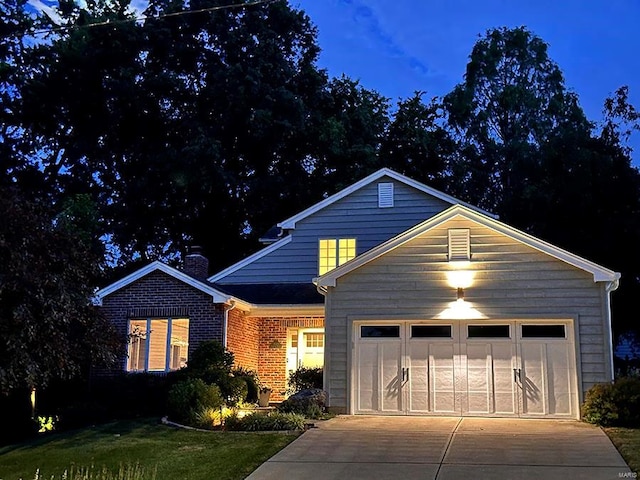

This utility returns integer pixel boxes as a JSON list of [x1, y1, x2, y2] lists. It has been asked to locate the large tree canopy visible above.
[[2, 6, 640, 349], [442, 27, 640, 336]]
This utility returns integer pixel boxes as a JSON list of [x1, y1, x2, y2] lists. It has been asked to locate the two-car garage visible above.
[[353, 320, 579, 418]]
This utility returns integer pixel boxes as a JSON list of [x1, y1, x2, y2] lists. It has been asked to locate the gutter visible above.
[[605, 277, 621, 381], [222, 300, 237, 349]]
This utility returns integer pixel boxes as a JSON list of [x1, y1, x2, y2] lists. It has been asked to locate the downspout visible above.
[[605, 277, 620, 381], [222, 300, 237, 349]]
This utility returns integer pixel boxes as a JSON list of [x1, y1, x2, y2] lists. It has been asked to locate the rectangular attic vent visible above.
[[378, 182, 394, 208], [448, 228, 470, 262]]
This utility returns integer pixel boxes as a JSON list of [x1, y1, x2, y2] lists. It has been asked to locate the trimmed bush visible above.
[[225, 411, 305, 431], [278, 388, 326, 419], [286, 366, 323, 395], [167, 379, 224, 424], [582, 376, 640, 427]]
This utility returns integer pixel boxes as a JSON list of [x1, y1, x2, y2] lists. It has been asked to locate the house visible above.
[[95, 168, 620, 418]]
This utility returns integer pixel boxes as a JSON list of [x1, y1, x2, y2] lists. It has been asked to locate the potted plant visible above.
[[258, 386, 272, 407]]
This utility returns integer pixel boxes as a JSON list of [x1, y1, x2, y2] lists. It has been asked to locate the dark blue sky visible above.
[[294, 0, 640, 164]]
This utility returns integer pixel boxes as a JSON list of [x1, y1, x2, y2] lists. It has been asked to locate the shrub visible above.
[[167, 379, 224, 424], [278, 388, 326, 419], [582, 376, 640, 427], [232, 367, 259, 403], [225, 411, 305, 431], [286, 366, 323, 395]]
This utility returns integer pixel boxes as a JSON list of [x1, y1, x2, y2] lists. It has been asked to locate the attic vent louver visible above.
[[448, 229, 470, 262], [378, 182, 394, 208]]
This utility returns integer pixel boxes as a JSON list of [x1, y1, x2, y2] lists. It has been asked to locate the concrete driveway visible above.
[[246, 416, 633, 480]]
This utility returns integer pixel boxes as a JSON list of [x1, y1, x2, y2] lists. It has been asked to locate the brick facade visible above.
[[99, 270, 224, 374], [257, 316, 324, 401], [100, 269, 326, 403], [226, 308, 259, 372]]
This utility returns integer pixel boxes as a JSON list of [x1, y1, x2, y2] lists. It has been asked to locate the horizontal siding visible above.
[[218, 178, 451, 284], [325, 218, 612, 410]]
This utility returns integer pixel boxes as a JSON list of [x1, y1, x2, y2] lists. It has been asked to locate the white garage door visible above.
[[353, 321, 578, 418]]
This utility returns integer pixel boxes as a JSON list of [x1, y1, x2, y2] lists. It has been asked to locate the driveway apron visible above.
[[245, 416, 633, 480]]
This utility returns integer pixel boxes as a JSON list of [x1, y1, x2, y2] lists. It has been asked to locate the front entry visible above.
[[353, 321, 578, 418]]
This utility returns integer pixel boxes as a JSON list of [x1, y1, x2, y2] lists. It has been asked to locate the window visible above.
[[448, 228, 470, 262], [127, 318, 189, 372], [522, 324, 566, 338], [318, 238, 356, 275], [411, 325, 452, 338], [305, 332, 324, 348], [378, 182, 394, 208], [361, 325, 400, 338], [467, 325, 510, 338]]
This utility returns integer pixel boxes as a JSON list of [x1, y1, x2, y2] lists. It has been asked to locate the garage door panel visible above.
[[380, 343, 402, 412], [356, 343, 378, 412], [354, 321, 577, 418]]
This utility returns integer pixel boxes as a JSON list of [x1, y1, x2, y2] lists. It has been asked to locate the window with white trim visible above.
[[127, 318, 189, 372], [318, 238, 356, 275]]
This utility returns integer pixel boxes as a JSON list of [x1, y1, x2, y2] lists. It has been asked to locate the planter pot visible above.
[[258, 389, 272, 407]]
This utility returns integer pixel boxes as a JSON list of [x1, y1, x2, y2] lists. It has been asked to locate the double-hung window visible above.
[[318, 238, 356, 275], [127, 318, 189, 372]]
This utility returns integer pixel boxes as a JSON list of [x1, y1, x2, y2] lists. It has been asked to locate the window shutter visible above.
[[378, 182, 394, 208], [448, 229, 470, 262]]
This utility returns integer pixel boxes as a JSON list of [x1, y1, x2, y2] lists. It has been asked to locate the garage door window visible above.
[[361, 326, 400, 338], [467, 325, 510, 338], [522, 324, 566, 338], [411, 325, 452, 338]]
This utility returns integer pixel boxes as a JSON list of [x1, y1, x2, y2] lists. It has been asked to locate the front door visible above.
[[353, 320, 577, 418]]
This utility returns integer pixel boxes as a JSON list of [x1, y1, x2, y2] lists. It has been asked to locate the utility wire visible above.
[[9, 0, 277, 38]]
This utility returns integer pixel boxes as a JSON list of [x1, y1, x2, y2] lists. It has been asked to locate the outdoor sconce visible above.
[[457, 287, 465, 302]]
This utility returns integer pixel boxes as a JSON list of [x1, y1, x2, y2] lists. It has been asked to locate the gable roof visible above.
[[94, 260, 251, 309], [277, 168, 497, 230], [208, 234, 292, 282], [314, 204, 621, 288]]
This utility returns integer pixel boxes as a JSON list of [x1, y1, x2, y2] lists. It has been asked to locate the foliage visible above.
[[278, 388, 326, 419], [582, 377, 640, 427], [0, 418, 298, 480], [0, 189, 121, 393], [31, 463, 156, 480], [286, 366, 323, 394], [167, 379, 224, 425], [224, 411, 306, 432]]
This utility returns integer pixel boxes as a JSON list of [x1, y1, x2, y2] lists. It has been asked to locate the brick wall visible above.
[[258, 316, 324, 401], [226, 308, 259, 372], [99, 270, 224, 375]]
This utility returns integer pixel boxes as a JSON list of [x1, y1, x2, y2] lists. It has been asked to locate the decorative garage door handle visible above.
[[513, 368, 522, 383], [402, 367, 409, 382]]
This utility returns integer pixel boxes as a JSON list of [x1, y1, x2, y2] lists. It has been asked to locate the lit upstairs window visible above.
[[319, 238, 356, 275]]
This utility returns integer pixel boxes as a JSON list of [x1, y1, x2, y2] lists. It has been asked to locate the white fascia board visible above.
[[94, 260, 247, 307], [207, 234, 292, 282], [246, 304, 325, 317], [278, 168, 497, 230], [315, 204, 620, 287]]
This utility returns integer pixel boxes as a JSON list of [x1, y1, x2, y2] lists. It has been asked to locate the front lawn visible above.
[[604, 427, 640, 474], [0, 418, 299, 480]]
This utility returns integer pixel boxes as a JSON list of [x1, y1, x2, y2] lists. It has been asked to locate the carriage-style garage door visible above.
[[354, 321, 578, 418]]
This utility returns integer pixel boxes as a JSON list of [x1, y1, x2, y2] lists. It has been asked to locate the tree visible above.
[[443, 26, 592, 216], [0, 188, 121, 393], [443, 26, 640, 337], [380, 92, 454, 191]]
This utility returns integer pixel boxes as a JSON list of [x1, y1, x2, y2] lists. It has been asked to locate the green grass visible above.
[[604, 427, 640, 474], [0, 418, 300, 480]]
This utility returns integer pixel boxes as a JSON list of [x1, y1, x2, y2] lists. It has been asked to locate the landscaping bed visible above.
[[0, 418, 300, 480]]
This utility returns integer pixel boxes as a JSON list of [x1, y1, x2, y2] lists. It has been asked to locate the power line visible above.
[[13, 0, 278, 38]]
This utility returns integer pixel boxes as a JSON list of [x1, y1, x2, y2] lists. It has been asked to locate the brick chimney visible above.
[[184, 246, 209, 281]]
